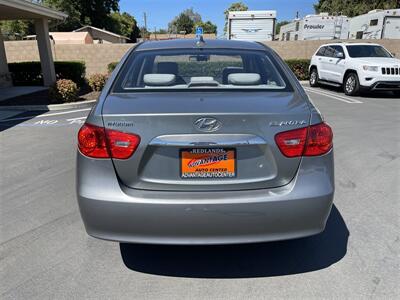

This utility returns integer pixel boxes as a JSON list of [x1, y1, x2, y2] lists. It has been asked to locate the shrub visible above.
[[285, 59, 311, 81], [49, 79, 78, 103], [8, 61, 86, 86], [107, 62, 118, 73], [54, 61, 86, 86], [88, 73, 108, 91]]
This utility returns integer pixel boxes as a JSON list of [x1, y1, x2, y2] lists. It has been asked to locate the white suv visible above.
[[309, 43, 400, 96]]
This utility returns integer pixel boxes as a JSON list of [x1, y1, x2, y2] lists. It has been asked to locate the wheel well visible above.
[[309, 65, 317, 73], [343, 69, 358, 84]]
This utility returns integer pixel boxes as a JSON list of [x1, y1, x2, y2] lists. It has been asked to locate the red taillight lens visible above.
[[275, 122, 333, 157], [78, 123, 109, 158], [275, 127, 308, 157], [78, 123, 140, 159], [105, 128, 141, 159], [303, 123, 333, 156]]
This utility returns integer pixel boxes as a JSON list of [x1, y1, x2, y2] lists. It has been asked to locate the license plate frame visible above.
[[180, 148, 236, 179]]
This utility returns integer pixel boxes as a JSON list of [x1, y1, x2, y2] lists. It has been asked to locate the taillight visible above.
[[275, 122, 332, 157], [78, 123, 140, 159], [78, 123, 108, 158], [303, 123, 333, 156], [105, 128, 141, 159]]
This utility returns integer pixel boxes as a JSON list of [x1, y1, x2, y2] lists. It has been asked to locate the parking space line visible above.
[[304, 87, 363, 104], [66, 116, 87, 121]]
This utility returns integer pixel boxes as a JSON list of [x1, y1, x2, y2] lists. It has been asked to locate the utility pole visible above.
[[143, 12, 147, 40]]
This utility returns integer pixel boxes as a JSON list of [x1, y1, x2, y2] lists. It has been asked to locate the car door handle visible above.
[[318, 58, 322, 61], [329, 59, 333, 62], [149, 134, 267, 146]]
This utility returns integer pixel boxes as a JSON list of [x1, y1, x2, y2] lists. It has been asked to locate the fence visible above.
[[5, 39, 400, 75]]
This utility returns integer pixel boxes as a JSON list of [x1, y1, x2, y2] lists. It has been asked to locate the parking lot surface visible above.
[[1, 85, 399, 299]]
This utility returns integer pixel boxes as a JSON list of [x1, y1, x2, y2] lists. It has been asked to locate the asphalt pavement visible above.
[[1, 85, 399, 299]]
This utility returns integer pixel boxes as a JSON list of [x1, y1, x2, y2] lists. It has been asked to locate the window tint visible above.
[[346, 45, 392, 58], [324, 46, 335, 57], [316, 47, 326, 56], [113, 49, 291, 92], [331, 45, 345, 58], [370, 19, 378, 26]]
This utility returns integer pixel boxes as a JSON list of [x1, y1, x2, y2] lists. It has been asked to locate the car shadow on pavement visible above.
[[314, 85, 398, 98], [0, 110, 49, 132], [120, 205, 348, 278]]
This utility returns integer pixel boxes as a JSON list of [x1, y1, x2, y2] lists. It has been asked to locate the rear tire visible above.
[[343, 72, 360, 96], [309, 68, 319, 87]]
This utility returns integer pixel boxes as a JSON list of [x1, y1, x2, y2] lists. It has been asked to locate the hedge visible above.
[[8, 61, 86, 86], [284, 59, 311, 81]]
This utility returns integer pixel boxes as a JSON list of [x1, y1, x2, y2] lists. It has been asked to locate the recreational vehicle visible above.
[[227, 10, 276, 41], [280, 13, 350, 41], [348, 9, 400, 39]]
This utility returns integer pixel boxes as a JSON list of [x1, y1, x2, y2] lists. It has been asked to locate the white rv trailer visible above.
[[228, 10, 276, 41], [279, 13, 350, 41], [348, 9, 400, 39]]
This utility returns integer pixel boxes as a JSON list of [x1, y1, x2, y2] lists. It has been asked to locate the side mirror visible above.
[[336, 52, 345, 59]]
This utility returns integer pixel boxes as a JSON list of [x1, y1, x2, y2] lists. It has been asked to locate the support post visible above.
[[34, 18, 56, 86], [0, 27, 12, 87]]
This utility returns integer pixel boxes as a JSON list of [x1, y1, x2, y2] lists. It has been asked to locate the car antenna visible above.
[[196, 35, 205, 47]]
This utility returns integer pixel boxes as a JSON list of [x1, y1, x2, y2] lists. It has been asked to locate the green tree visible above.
[[174, 13, 195, 34], [42, 0, 119, 30], [105, 12, 141, 42], [41, 0, 82, 31], [314, 0, 398, 17], [224, 2, 248, 34], [194, 21, 217, 34], [129, 19, 141, 43], [0, 20, 34, 39], [168, 8, 202, 33], [276, 20, 290, 35]]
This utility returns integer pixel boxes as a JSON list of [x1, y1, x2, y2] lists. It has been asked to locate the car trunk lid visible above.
[[102, 91, 310, 191]]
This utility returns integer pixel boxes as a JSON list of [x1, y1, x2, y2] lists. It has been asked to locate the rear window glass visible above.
[[113, 48, 290, 92], [346, 45, 392, 58]]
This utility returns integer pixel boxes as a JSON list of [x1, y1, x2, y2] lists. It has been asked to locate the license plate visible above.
[[180, 148, 236, 179]]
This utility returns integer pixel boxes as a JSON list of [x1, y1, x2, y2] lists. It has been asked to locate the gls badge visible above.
[[269, 120, 307, 127]]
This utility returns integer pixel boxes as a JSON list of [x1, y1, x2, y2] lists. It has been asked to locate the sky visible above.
[[119, 0, 317, 36]]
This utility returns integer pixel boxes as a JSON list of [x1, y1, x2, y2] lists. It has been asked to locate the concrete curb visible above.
[[0, 99, 96, 111], [299, 80, 309, 84]]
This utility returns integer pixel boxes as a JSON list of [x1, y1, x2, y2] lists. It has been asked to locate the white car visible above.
[[309, 43, 400, 96]]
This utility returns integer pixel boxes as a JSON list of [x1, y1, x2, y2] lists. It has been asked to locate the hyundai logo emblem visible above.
[[194, 117, 222, 132]]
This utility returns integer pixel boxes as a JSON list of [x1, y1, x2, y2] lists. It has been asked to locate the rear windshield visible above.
[[113, 48, 291, 92], [346, 45, 392, 58]]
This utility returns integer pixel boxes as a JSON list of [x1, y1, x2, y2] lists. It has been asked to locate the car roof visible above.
[[319, 42, 382, 47], [135, 39, 267, 51]]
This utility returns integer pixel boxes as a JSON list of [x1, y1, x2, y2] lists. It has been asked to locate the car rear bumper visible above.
[[76, 151, 334, 245]]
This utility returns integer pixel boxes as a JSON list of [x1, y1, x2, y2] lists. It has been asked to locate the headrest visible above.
[[144, 74, 176, 86], [228, 73, 261, 85]]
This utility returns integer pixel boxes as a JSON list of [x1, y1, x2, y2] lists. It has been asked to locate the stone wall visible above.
[[4, 41, 133, 75], [4, 39, 400, 76]]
